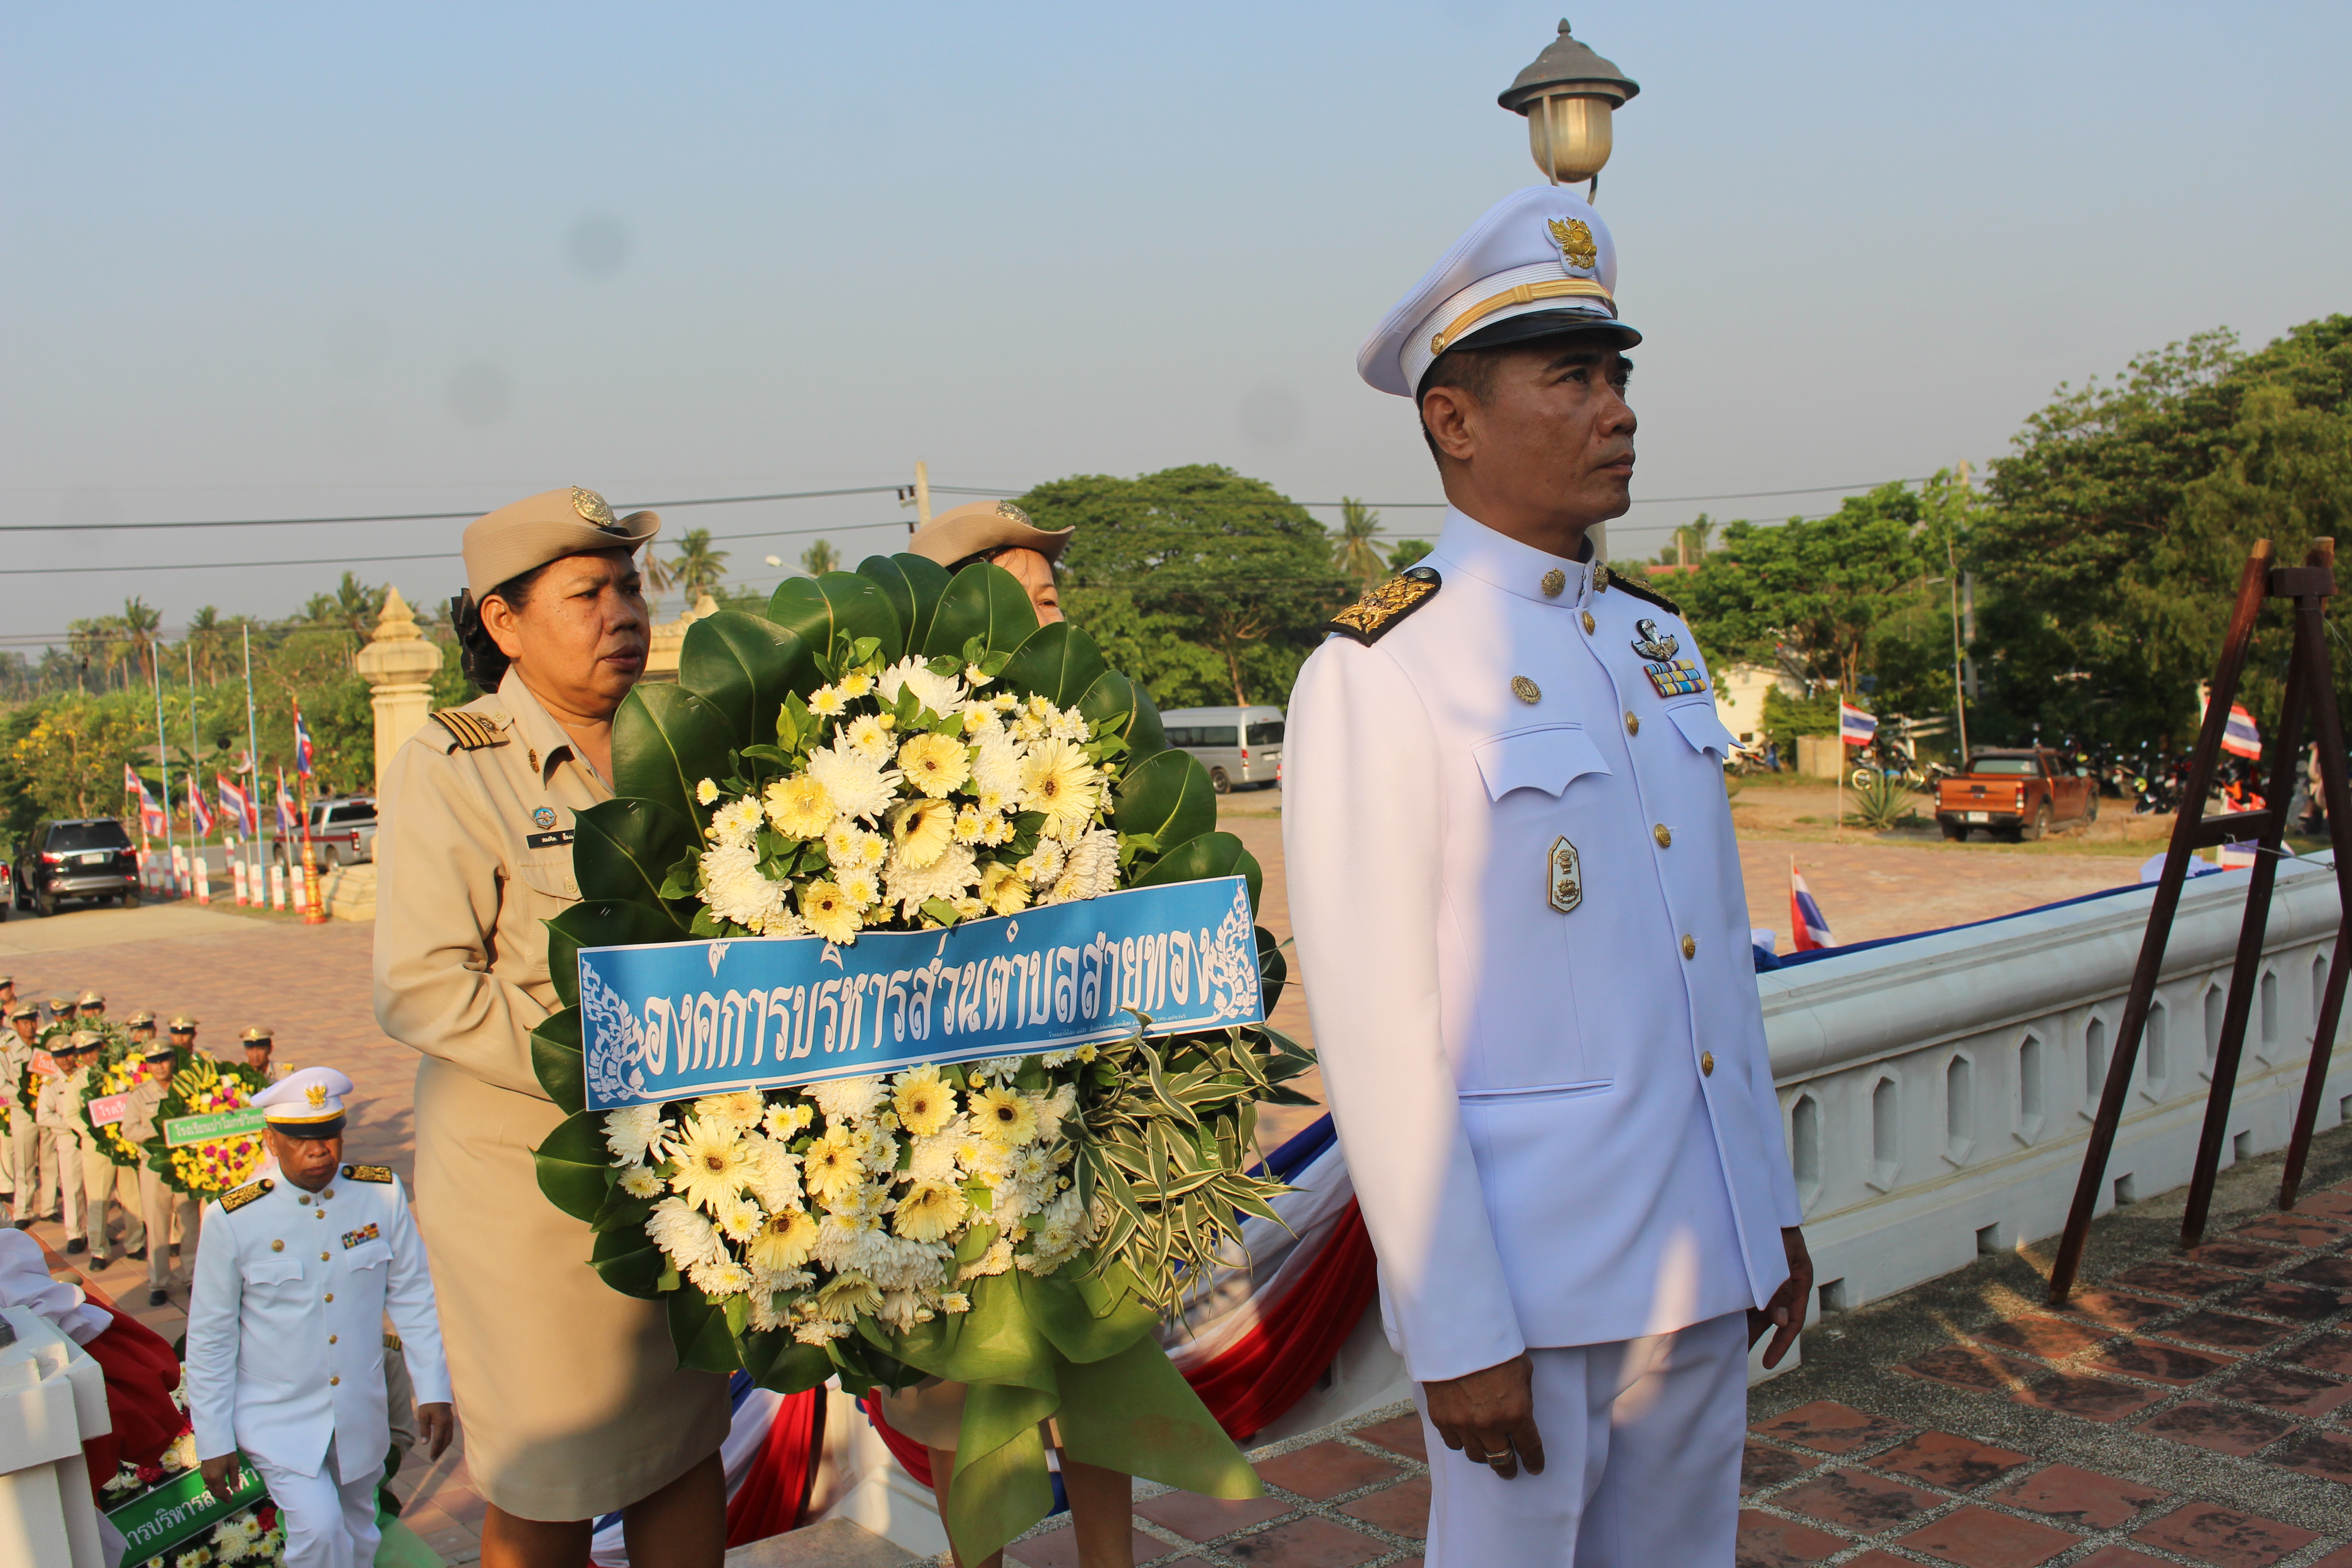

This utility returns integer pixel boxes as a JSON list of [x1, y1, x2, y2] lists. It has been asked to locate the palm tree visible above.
[[1333, 498, 1385, 589], [641, 550, 677, 614], [119, 598, 163, 685], [800, 538, 838, 576], [184, 607, 224, 683], [666, 529, 730, 600]]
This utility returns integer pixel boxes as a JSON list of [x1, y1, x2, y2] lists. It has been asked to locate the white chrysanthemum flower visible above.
[[884, 841, 980, 918], [808, 685, 847, 717], [1062, 828, 1120, 901], [741, 1134, 804, 1211], [688, 1256, 753, 1296], [907, 1127, 964, 1185], [1017, 842, 1065, 891], [837, 668, 876, 699], [1048, 704, 1091, 742], [1032, 1082, 1078, 1145], [843, 713, 893, 759], [763, 1102, 815, 1139], [711, 1191, 763, 1243], [1010, 1143, 1053, 1186], [969, 730, 1025, 804], [837, 866, 882, 910], [880, 656, 966, 718], [957, 1235, 1016, 1281], [604, 1105, 666, 1165], [696, 778, 720, 805], [940, 1289, 973, 1313], [647, 1196, 727, 1271], [748, 1288, 792, 1333], [806, 739, 900, 822], [792, 1318, 852, 1345], [693, 1090, 767, 1132], [701, 843, 785, 929], [618, 1166, 663, 1198], [709, 797, 765, 848], [808, 1075, 887, 1124]]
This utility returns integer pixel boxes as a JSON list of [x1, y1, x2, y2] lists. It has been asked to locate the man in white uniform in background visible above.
[[187, 1066, 452, 1568], [1284, 185, 1812, 1565]]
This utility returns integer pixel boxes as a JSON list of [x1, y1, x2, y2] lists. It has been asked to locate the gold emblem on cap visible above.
[[305, 1083, 328, 1108], [1548, 216, 1598, 272], [1511, 676, 1541, 705], [995, 500, 1032, 524], [1540, 568, 1567, 598], [571, 487, 618, 528]]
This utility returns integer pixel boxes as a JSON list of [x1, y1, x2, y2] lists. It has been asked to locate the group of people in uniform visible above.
[[0, 973, 289, 1305]]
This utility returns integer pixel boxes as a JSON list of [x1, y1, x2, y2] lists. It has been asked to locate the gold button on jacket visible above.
[[1653, 823, 1672, 848], [1681, 934, 1697, 960], [374, 668, 728, 1518], [1700, 1051, 1715, 1076], [1624, 711, 1641, 735]]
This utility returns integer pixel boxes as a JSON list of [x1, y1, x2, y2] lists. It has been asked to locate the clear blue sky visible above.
[[5, 2, 2346, 640]]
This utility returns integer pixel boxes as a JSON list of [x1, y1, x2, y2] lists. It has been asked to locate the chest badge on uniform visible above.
[[1632, 617, 1708, 697], [342, 1222, 380, 1249], [533, 806, 557, 829], [1511, 676, 1542, 705], [1547, 837, 1583, 913]]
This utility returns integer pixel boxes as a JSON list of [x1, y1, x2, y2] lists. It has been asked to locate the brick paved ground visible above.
[[18, 804, 2332, 1568]]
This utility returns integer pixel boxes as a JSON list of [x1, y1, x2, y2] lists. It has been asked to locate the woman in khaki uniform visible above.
[[374, 488, 728, 1568]]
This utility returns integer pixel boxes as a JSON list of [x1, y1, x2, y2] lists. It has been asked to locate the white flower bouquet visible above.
[[528, 555, 1313, 1557]]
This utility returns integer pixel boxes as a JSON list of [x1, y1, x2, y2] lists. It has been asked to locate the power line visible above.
[[0, 484, 906, 534]]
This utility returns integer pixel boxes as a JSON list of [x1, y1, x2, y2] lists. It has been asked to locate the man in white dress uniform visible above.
[[1284, 185, 1812, 1566], [186, 1066, 454, 1568]]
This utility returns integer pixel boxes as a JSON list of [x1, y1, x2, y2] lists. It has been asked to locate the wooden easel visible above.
[[2048, 539, 2352, 1303]]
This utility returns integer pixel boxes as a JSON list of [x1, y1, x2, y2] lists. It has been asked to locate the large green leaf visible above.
[[1078, 666, 1170, 760], [531, 1110, 611, 1222], [530, 1007, 585, 1113], [1129, 832, 1262, 915], [766, 573, 905, 666], [923, 562, 1039, 657], [678, 612, 818, 749], [1113, 748, 1217, 855], [737, 1329, 835, 1395], [856, 554, 952, 654], [589, 1221, 666, 1299], [1256, 927, 1287, 1013], [667, 1284, 745, 1373], [613, 685, 735, 833], [546, 898, 691, 1006], [997, 622, 1108, 709], [572, 800, 695, 925]]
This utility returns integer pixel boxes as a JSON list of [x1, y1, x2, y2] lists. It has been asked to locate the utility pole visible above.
[[900, 460, 933, 537]]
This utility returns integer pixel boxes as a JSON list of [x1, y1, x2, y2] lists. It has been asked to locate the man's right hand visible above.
[[200, 1453, 243, 1502], [1422, 1352, 1545, 1480]]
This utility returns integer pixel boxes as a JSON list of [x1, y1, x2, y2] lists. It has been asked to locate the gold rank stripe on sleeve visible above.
[[341, 1163, 394, 1182], [1325, 566, 1442, 645], [430, 710, 507, 750], [219, 1178, 274, 1212], [1644, 660, 1708, 698]]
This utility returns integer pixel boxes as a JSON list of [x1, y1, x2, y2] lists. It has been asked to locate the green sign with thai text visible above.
[[162, 1108, 267, 1147], [105, 1459, 267, 1563]]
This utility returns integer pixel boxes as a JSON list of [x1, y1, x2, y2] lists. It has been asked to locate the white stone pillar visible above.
[[354, 588, 445, 797]]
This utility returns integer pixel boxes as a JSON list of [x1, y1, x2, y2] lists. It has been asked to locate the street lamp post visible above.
[[1499, 20, 1640, 196]]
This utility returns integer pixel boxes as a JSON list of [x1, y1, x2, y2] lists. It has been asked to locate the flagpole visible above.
[[243, 624, 265, 899], [149, 638, 174, 896], [186, 641, 206, 897], [294, 698, 326, 925]]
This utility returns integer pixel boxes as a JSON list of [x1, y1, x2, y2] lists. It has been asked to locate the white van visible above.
[[1158, 705, 1285, 793]]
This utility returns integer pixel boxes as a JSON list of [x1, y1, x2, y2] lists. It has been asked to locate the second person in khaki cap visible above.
[[374, 486, 729, 1566]]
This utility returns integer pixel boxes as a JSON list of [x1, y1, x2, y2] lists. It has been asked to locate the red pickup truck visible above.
[[1936, 748, 2098, 842]]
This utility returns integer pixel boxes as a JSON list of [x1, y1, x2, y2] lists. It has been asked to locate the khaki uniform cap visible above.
[[240, 1026, 272, 1044], [168, 1014, 199, 1031], [76, 990, 103, 1008], [907, 500, 1073, 570], [463, 487, 661, 599]]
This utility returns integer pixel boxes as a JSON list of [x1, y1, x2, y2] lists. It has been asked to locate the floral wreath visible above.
[[143, 1054, 271, 1198], [528, 555, 1314, 1558], [82, 1027, 162, 1169]]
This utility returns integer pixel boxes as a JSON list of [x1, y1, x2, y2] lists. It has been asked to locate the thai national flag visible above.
[[1839, 701, 1878, 748], [276, 766, 299, 833], [1790, 861, 1836, 951], [188, 779, 216, 838], [293, 704, 316, 778], [122, 762, 142, 793], [2222, 704, 2262, 761], [217, 774, 257, 836], [136, 781, 166, 838]]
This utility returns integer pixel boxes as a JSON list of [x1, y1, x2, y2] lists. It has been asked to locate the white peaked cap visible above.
[[255, 1065, 356, 1125], [1357, 185, 1640, 399]]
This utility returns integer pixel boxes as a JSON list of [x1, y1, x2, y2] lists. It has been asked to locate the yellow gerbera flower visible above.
[[1020, 738, 1100, 836], [800, 881, 862, 944], [893, 1181, 970, 1242], [978, 860, 1031, 916], [749, 1207, 819, 1272], [891, 1064, 956, 1137], [897, 731, 972, 798], [890, 798, 956, 871], [801, 1128, 866, 1207], [764, 775, 833, 838], [973, 1085, 1039, 1145], [666, 1120, 751, 1212]]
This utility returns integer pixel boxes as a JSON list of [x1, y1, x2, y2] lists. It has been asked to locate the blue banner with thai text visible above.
[[579, 877, 1262, 1109]]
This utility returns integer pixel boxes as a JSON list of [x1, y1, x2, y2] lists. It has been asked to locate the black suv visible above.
[[12, 818, 140, 916]]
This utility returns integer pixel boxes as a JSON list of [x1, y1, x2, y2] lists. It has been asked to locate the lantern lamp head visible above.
[[1499, 20, 1639, 190]]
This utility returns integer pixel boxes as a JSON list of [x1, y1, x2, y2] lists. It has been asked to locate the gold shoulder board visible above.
[[342, 1163, 394, 1182], [383, 1330, 404, 1351], [219, 1178, 273, 1213], [1325, 566, 1442, 646], [430, 710, 508, 751], [1611, 574, 1682, 618]]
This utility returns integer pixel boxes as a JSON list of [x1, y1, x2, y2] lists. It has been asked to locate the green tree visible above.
[[799, 538, 838, 577], [6, 696, 149, 821], [667, 529, 730, 598], [1385, 539, 1433, 572], [1333, 498, 1385, 589], [1022, 465, 1350, 707]]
